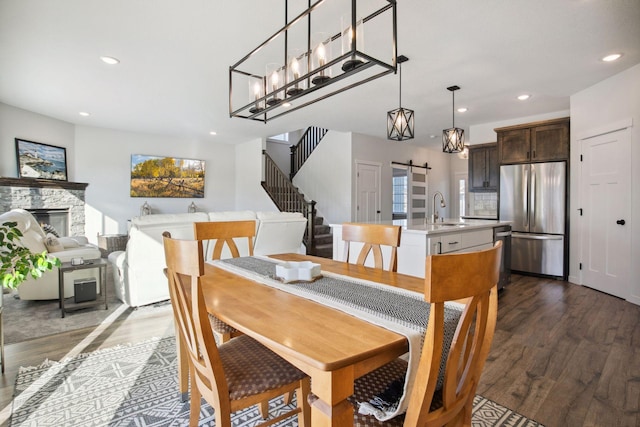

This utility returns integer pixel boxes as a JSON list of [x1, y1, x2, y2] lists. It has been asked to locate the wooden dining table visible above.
[[179, 253, 426, 427]]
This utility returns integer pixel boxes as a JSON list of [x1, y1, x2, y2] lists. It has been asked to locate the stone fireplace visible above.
[[26, 208, 70, 237], [0, 177, 88, 236]]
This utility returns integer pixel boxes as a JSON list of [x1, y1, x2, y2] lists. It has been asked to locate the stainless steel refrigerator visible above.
[[499, 161, 566, 277]]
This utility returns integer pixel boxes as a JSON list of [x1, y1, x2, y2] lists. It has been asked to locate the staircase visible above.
[[262, 126, 332, 257], [310, 215, 333, 258]]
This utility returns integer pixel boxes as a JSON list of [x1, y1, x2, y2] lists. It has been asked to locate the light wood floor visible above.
[[1, 274, 639, 427]]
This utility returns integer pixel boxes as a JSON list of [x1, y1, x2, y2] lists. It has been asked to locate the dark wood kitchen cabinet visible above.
[[469, 143, 498, 192], [496, 117, 569, 164]]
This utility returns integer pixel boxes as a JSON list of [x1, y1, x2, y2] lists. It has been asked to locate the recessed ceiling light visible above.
[[209, 131, 217, 136], [282, 102, 292, 108], [517, 94, 531, 101], [100, 56, 120, 65], [79, 111, 90, 117], [429, 134, 437, 139], [457, 107, 468, 113], [602, 53, 622, 62]]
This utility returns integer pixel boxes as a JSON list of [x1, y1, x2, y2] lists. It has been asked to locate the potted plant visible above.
[[1, 220, 60, 289]]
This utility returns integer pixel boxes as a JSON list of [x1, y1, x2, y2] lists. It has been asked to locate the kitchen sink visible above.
[[426, 221, 464, 227]]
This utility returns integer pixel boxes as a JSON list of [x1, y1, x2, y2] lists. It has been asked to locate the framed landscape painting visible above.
[[15, 138, 68, 181], [130, 154, 205, 198]]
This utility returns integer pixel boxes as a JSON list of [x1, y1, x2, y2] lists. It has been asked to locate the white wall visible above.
[[293, 131, 352, 224], [74, 126, 237, 239], [569, 63, 640, 304], [351, 133, 452, 221], [0, 104, 243, 240], [266, 140, 291, 176], [0, 103, 75, 178], [234, 138, 278, 212]]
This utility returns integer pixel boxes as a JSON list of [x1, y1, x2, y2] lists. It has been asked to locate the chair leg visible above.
[[189, 369, 201, 427], [297, 377, 311, 427], [284, 391, 293, 404], [258, 400, 269, 419]]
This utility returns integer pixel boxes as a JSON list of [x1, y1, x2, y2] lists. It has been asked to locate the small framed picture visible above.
[[15, 138, 68, 181]]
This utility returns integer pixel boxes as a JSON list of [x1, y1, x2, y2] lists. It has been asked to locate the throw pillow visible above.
[[44, 233, 65, 253], [58, 237, 80, 248], [41, 223, 60, 237]]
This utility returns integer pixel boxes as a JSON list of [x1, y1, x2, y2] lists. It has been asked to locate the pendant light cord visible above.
[[451, 90, 455, 127], [399, 62, 402, 108]]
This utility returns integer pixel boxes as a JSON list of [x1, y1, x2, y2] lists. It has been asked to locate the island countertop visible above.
[[330, 218, 511, 236], [330, 219, 511, 277]]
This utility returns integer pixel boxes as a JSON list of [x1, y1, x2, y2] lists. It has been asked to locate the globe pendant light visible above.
[[387, 55, 414, 141], [442, 85, 465, 153]]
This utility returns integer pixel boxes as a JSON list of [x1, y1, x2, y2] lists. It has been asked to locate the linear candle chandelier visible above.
[[229, 0, 398, 123]]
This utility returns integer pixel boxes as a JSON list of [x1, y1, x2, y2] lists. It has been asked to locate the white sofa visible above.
[[109, 210, 308, 307], [0, 208, 102, 300]]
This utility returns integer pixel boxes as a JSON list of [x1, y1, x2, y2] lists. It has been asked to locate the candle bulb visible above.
[[318, 44, 326, 68], [249, 81, 264, 114], [287, 53, 305, 96], [312, 42, 331, 85], [266, 64, 283, 106], [292, 58, 300, 80]]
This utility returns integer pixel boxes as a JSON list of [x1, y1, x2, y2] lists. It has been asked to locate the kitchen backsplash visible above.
[[468, 192, 497, 218]]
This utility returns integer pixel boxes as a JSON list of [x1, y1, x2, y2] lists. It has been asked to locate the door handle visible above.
[[616, 219, 626, 225]]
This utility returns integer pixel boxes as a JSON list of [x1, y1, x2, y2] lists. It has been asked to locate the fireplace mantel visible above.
[[0, 177, 88, 190]]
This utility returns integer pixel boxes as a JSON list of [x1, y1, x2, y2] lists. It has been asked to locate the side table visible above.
[[58, 258, 109, 318]]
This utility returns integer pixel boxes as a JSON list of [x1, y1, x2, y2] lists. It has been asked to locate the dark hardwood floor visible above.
[[1, 274, 638, 426], [478, 274, 640, 427]]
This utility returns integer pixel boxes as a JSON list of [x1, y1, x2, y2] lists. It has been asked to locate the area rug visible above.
[[10, 337, 544, 427], [2, 267, 172, 344]]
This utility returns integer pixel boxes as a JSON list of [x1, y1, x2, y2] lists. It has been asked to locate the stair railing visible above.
[[262, 150, 316, 250], [289, 126, 329, 181]]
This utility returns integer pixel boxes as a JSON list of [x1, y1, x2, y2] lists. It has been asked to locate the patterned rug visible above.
[[2, 267, 173, 344], [10, 337, 543, 427]]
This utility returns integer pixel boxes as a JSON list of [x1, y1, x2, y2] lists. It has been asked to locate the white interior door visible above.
[[581, 128, 631, 299], [408, 168, 428, 220], [355, 161, 381, 222]]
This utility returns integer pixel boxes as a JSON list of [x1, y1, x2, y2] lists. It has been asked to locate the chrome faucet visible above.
[[431, 191, 446, 223]]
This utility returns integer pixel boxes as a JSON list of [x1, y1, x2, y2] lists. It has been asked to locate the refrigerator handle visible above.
[[530, 166, 536, 229], [523, 166, 529, 229]]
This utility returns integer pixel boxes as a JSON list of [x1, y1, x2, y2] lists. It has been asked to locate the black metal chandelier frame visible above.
[[387, 54, 414, 141], [229, 0, 398, 123], [442, 85, 465, 153]]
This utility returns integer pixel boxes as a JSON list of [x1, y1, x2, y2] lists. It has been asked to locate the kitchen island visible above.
[[331, 219, 511, 279]]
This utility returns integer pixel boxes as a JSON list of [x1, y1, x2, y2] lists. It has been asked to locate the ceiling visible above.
[[1, 0, 639, 148]]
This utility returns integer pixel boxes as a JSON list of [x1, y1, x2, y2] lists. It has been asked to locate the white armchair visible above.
[[0, 209, 102, 300]]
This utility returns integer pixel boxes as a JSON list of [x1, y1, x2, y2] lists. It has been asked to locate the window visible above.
[[392, 175, 407, 218], [459, 178, 466, 217]]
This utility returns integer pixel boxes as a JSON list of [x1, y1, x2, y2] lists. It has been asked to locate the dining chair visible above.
[[193, 220, 256, 260], [349, 240, 502, 427], [193, 220, 256, 343], [342, 223, 402, 272], [162, 232, 311, 427]]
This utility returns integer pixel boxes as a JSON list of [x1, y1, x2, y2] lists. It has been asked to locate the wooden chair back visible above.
[[341, 223, 402, 271], [162, 232, 231, 410], [404, 241, 502, 427], [193, 220, 255, 260]]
